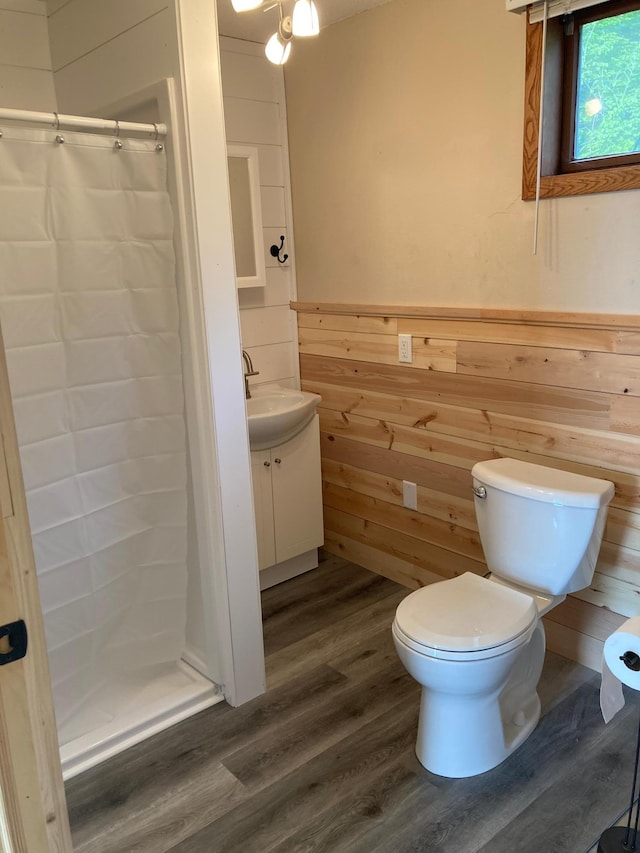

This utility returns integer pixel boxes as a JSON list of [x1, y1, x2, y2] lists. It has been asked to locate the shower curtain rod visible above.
[[0, 107, 167, 139]]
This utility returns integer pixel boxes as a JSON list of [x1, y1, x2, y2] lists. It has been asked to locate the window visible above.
[[522, 0, 640, 198], [563, 2, 640, 170]]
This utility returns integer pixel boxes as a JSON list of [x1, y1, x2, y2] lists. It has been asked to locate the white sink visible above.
[[246, 387, 321, 450]]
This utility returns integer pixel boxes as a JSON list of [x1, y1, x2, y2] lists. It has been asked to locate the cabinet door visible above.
[[272, 415, 324, 564], [250, 450, 276, 570]]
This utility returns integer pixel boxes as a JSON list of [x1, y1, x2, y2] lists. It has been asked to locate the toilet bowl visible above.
[[393, 457, 614, 778]]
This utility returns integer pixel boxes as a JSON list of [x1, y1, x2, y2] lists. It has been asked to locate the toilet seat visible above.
[[393, 572, 538, 661]]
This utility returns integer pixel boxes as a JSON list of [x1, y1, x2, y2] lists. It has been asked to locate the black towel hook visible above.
[[270, 235, 288, 264]]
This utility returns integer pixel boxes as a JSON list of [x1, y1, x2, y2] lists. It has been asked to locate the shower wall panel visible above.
[[0, 1, 55, 111]]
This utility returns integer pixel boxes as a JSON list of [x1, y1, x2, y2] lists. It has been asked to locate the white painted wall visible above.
[[285, 0, 640, 314], [45, 0, 265, 705], [220, 37, 299, 392], [0, 0, 55, 110]]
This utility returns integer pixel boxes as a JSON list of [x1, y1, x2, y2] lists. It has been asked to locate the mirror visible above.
[[227, 145, 266, 289]]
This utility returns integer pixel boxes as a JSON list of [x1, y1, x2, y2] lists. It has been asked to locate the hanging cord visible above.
[[533, 0, 549, 255]]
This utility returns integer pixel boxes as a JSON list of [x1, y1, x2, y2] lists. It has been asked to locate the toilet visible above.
[[392, 457, 614, 779]]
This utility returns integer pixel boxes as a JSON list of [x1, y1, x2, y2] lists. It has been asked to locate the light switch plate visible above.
[[402, 480, 418, 510]]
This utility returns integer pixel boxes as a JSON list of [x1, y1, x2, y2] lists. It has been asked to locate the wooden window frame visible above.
[[523, 10, 640, 199]]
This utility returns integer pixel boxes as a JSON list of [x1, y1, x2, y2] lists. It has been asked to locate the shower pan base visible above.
[[60, 660, 222, 780]]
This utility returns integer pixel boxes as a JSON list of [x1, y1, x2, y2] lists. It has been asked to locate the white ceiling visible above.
[[217, 0, 394, 43]]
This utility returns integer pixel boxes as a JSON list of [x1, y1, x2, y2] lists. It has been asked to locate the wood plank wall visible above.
[[292, 302, 640, 671]]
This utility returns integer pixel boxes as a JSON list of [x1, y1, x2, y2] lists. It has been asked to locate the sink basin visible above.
[[246, 387, 321, 450]]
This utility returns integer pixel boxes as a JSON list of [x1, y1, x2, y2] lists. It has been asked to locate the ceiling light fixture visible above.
[[265, 25, 292, 65], [292, 0, 319, 36], [231, 0, 320, 65]]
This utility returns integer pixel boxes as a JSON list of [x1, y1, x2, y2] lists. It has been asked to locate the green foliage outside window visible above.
[[575, 9, 640, 160]]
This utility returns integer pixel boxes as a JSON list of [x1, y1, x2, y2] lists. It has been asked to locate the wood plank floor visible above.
[[66, 553, 640, 853]]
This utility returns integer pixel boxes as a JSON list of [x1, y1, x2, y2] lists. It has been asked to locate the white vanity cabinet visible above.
[[250, 414, 324, 588]]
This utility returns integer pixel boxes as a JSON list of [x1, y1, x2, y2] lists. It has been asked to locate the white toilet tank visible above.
[[472, 458, 615, 595]]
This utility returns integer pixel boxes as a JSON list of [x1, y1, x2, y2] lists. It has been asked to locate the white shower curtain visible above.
[[0, 125, 188, 742]]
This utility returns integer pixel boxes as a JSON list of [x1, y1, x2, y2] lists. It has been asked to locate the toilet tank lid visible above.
[[472, 458, 615, 509]]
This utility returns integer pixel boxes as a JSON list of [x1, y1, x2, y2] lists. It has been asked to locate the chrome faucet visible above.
[[242, 350, 259, 399]]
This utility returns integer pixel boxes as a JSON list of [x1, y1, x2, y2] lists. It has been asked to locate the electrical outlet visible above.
[[398, 334, 413, 363], [402, 480, 418, 510]]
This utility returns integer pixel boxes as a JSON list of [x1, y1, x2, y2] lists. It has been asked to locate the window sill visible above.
[[523, 164, 640, 200]]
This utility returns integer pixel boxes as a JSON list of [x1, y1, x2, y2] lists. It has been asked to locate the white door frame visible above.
[[171, 0, 266, 706]]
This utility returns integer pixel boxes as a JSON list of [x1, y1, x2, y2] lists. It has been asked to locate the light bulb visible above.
[[265, 32, 292, 64], [292, 0, 319, 36], [231, 0, 263, 11]]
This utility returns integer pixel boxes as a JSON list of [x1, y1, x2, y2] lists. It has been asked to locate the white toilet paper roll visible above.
[[601, 616, 640, 723]]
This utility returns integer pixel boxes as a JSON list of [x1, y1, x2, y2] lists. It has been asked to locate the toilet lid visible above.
[[394, 572, 537, 653]]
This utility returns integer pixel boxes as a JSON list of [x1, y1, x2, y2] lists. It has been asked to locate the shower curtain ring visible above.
[[114, 121, 123, 149], [152, 124, 164, 151], [53, 112, 64, 143]]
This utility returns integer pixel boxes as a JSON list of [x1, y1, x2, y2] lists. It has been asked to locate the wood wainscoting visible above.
[[291, 302, 640, 671]]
